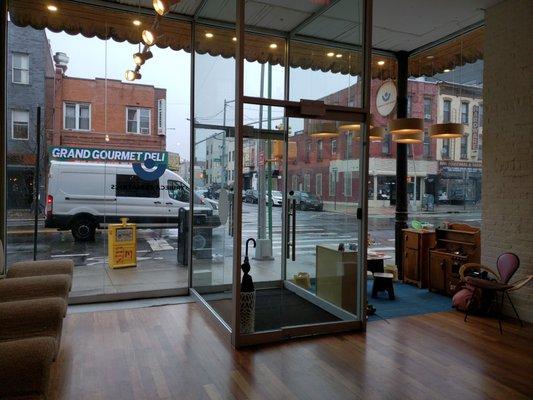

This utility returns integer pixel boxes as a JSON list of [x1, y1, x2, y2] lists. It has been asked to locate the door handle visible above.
[[154, 201, 161, 204], [165, 202, 173, 205]]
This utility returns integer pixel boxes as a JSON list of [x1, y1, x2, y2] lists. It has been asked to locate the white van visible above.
[[45, 161, 220, 241]]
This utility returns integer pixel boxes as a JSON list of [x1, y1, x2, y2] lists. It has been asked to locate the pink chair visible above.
[[460, 253, 527, 333]]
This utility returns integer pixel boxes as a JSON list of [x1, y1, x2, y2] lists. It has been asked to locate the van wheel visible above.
[[71, 217, 96, 242]]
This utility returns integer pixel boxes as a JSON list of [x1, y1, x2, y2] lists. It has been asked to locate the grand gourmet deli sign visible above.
[[49, 146, 167, 164], [439, 160, 482, 174]]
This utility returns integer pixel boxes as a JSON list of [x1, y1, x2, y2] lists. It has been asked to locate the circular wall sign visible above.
[[376, 80, 397, 117]]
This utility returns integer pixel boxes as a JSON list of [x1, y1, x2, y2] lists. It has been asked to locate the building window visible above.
[[305, 141, 311, 163], [443, 99, 451, 123], [291, 175, 298, 191], [315, 173, 322, 196], [304, 173, 311, 192], [460, 134, 468, 159], [407, 95, 412, 117], [345, 132, 353, 159], [442, 139, 450, 159], [64, 102, 91, 131], [330, 139, 337, 156], [116, 174, 159, 198], [461, 102, 469, 124], [11, 110, 29, 140], [424, 97, 432, 120], [317, 140, 323, 161], [407, 143, 413, 157], [127, 107, 151, 134], [423, 129, 430, 158], [344, 171, 352, 197], [382, 133, 392, 155], [12, 52, 29, 84], [479, 103, 483, 127], [329, 168, 337, 196]]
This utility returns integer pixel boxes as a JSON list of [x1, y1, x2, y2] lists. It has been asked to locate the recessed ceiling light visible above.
[[443, 68, 451, 72], [205, 32, 214, 39], [132, 20, 142, 26], [377, 60, 385, 66], [335, 53, 342, 58], [269, 43, 278, 49], [326, 52, 335, 57], [232, 37, 237, 42], [47, 4, 58, 12], [426, 55, 434, 59]]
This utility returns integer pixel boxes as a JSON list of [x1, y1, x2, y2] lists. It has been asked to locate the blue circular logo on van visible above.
[[133, 157, 166, 181]]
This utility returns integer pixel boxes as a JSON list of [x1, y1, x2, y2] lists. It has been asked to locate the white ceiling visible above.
[[113, 0, 503, 51]]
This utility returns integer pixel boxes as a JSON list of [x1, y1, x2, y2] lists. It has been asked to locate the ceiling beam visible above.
[[408, 20, 485, 57], [288, 0, 342, 38], [193, 0, 208, 20]]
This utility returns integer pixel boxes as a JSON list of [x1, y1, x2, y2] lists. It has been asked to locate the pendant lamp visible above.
[[338, 115, 373, 132], [310, 121, 339, 138], [429, 123, 464, 139], [369, 126, 386, 142], [389, 118, 424, 135], [392, 130, 423, 143]]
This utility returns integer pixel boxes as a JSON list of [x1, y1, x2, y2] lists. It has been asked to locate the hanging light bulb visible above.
[[125, 69, 141, 81], [153, 0, 180, 16], [133, 50, 153, 66], [142, 29, 156, 46]]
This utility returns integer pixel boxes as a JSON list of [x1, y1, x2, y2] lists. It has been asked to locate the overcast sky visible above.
[[46, 30, 356, 160]]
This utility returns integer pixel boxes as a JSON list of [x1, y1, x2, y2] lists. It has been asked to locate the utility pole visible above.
[[221, 99, 227, 186]]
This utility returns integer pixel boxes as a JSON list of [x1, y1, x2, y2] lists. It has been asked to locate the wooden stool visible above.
[[372, 272, 395, 300]]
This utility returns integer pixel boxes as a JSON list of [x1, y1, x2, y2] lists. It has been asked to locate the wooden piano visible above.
[[428, 223, 480, 296]]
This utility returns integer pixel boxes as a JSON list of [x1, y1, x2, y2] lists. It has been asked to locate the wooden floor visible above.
[[50, 303, 533, 400]]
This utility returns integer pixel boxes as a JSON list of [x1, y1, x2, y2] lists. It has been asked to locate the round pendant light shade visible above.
[[429, 123, 464, 139], [389, 118, 424, 135], [338, 115, 373, 132], [310, 121, 339, 138], [392, 131, 423, 143], [369, 126, 386, 142]]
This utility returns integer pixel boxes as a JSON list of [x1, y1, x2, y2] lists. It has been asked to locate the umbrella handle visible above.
[[245, 238, 256, 258]]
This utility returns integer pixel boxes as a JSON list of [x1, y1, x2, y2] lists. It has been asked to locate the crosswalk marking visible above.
[[146, 238, 174, 251]]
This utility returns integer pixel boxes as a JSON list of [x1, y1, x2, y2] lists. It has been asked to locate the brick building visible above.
[[6, 23, 55, 209], [50, 67, 167, 152], [287, 78, 439, 208]]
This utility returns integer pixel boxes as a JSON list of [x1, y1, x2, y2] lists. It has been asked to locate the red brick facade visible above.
[[286, 79, 439, 203], [49, 71, 166, 151]]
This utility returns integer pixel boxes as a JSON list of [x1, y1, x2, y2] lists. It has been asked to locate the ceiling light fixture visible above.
[[392, 131, 423, 143], [142, 29, 156, 46], [326, 52, 335, 57], [426, 55, 434, 59], [377, 60, 385, 66], [232, 37, 237, 42], [269, 43, 278, 49], [125, 69, 141, 81], [443, 68, 451, 73], [132, 19, 142, 26], [153, 0, 180, 16], [310, 121, 339, 138], [429, 123, 464, 139], [369, 126, 386, 142], [205, 32, 214, 38], [335, 53, 342, 58], [47, 4, 58, 12], [389, 118, 424, 135], [133, 50, 154, 66]]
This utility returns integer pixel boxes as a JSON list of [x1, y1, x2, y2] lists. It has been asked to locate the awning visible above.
[[9, 0, 482, 79]]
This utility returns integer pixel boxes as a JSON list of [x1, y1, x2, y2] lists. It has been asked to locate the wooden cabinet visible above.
[[428, 225, 480, 296], [402, 229, 436, 288]]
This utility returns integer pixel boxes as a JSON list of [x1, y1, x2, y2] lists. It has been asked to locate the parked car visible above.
[[293, 191, 323, 211], [269, 190, 283, 207], [45, 161, 220, 241], [243, 189, 259, 203]]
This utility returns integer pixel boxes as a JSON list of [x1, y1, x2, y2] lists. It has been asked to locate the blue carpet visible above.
[[367, 280, 452, 322]]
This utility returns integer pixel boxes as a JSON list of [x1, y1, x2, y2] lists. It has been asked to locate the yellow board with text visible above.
[[108, 218, 137, 268]]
